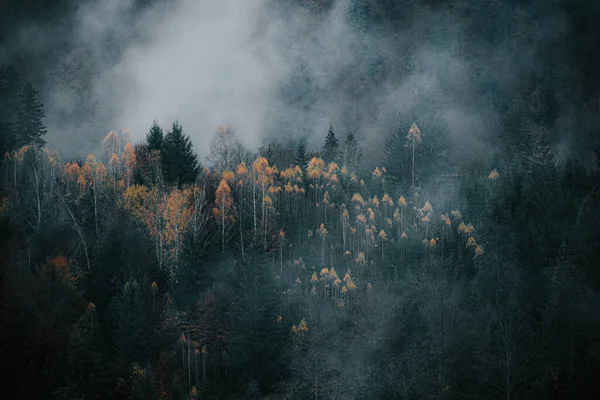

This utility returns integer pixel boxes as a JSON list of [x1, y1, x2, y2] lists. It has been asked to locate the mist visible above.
[[2, 1, 600, 399]]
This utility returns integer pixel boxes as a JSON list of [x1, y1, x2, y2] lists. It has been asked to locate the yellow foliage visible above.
[[307, 157, 325, 180], [237, 162, 248, 176], [398, 196, 407, 206], [441, 214, 451, 225], [451, 210, 462, 220], [379, 229, 387, 240], [407, 122, 422, 143], [320, 267, 329, 277], [371, 196, 380, 208], [222, 170, 235, 182], [318, 223, 328, 236], [488, 169, 500, 180], [311, 272, 318, 283], [382, 193, 393, 206], [475, 245, 484, 257], [351, 193, 365, 207], [355, 252, 366, 265], [368, 208, 375, 221]]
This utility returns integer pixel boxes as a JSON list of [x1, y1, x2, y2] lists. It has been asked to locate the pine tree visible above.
[[161, 121, 201, 187], [322, 123, 339, 163], [15, 83, 47, 147], [145, 120, 164, 153], [295, 139, 309, 170]]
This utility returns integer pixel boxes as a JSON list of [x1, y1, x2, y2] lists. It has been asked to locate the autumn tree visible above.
[[406, 122, 422, 187], [212, 177, 236, 251]]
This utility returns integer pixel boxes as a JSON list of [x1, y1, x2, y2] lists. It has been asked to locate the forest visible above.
[[2, 0, 600, 399]]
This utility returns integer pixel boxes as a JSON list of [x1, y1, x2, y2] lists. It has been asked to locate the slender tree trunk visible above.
[[412, 139, 415, 187]]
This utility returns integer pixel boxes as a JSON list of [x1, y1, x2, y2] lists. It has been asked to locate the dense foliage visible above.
[[2, 0, 600, 399], [1, 115, 600, 399]]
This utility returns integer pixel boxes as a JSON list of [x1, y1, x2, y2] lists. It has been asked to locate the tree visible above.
[[146, 120, 164, 153], [406, 122, 422, 187], [384, 126, 408, 185], [161, 121, 200, 187], [322, 123, 339, 163], [206, 124, 251, 173], [212, 177, 236, 251], [14, 83, 47, 147], [341, 131, 361, 170], [295, 139, 309, 171]]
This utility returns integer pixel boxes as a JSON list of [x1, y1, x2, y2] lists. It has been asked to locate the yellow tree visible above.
[[406, 122, 422, 187], [82, 154, 107, 247], [306, 157, 325, 211], [123, 184, 167, 268], [121, 142, 136, 188], [236, 162, 248, 257], [212, 178, 236, 251], [379, 229, 387, 262], [165, 188, 193, 261], [102, 130, 121, 165], [252, 156, 275, 243]]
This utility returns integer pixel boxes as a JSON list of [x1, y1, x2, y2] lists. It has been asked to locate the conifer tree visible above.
[[15, 83, 47, 147], [161, 121, 200, 187], [145, 120, 164, 153], [295, 139, 309, 171], [322, 123, 339, 163]]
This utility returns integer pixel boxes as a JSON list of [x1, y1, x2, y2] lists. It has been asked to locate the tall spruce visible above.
[[15, 83, 47, 147], [295, 139, 309, 170], [161, 121, 201, 187], [322, 123, 339, 163], [145, 120, 164, 153]]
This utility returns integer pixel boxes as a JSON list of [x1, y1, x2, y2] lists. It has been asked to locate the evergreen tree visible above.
[[0, 66, 20, 155], [110, 279, 153, 368], [15, 82, 47, 147], [161, 121, 201, 187], [321, 123, 339, 163], [145, 120, 164, 153], [295, 139, 309, 170]]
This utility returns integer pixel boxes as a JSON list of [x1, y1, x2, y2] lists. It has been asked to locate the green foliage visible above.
[[295, 139, 309, 171], [15, 82, 47, 147], [321, 123, 339, 164], [145, 120, 164, 153], [110, 279, 153, 367], [161, 121, 201, 187]]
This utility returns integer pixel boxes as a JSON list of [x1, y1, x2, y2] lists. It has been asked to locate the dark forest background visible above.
[[2, 0, 600, 399]]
